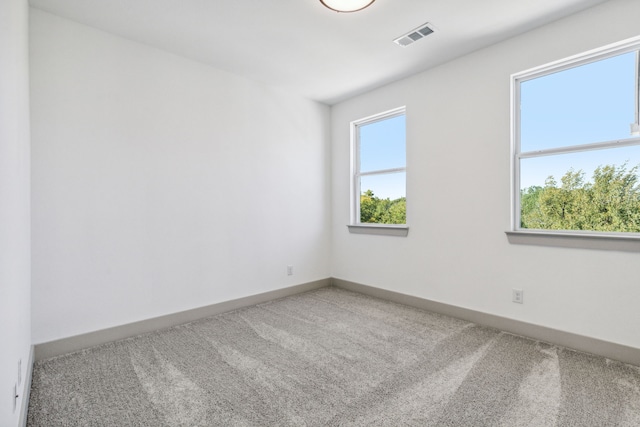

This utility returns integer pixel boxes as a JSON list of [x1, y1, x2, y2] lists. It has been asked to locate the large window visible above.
[[351, 107, 406, 231], [512, 37, 640, 236]]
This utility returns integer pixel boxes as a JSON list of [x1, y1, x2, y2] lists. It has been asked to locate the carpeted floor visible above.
[[28, 287, 640, 426]]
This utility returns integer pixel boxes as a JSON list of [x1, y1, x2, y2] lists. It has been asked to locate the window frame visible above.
[[510, 35, 640, 241], [349, 106, 408, 236]]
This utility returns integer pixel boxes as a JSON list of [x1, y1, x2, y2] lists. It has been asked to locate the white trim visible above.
[[513, 34, 640, 84], [34, 280, 330, 361], [507, 228, 640, 241], [634, 51, 640, 133], [359, 167, 406, 177], [347, 224, 409, 236], [19, 345, 34, 427], [518, 136, 640, 159], [30, 279, 640, 370], [352, 106, 405, 127], [506, 230, 640, 252], [510, 71, 521, 231], [332, 278, 640, 367], [350, 118, 359, 223]]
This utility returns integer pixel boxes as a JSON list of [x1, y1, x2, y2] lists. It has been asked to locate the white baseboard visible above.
[[34, 279, 330, 361], [19, 345, 34, 427], [34, 277, 640, 367], [332, 278, 640, 367]]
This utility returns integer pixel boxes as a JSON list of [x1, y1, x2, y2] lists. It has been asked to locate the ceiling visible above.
[[29, 0, 608, 105]]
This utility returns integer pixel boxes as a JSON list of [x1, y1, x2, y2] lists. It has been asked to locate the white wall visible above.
[[30, 9, 331, 344], [29, 0, 640, 355], [331, 0, 640, 349], [0, 0, 31, 425]]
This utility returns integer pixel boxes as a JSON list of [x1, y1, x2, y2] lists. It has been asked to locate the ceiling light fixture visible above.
[[319, 0, 375, 13]]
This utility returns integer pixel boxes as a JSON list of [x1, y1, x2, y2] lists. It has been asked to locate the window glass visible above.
[[520, 146, 640, 232], [360, 172, 406, 224], [360, 115, 406, 172], [514, 41, 640, 235], [360, 172, 406, 200], [520, 51, 636, 152], [353, 109, 406, 226]]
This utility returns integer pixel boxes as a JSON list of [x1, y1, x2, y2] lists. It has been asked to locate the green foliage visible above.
[[520, 163, 640, 232], [360, 189, 406, 224]]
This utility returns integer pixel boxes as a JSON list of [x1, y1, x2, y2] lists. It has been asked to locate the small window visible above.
[[352, 108, 406, 226], [512, 38, 640, 236]]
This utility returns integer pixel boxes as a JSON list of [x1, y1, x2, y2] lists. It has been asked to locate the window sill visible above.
[[348, 224, 409, 237], [505, 230, 640, 252]]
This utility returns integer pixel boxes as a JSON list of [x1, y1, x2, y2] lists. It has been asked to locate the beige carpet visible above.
[[28, 287, 640, 426]]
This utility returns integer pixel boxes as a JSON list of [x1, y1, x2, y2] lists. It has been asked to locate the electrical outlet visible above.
[[287, 265, 294, 276], [513, 288, 524, 304]]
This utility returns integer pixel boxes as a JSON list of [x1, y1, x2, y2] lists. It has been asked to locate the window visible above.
[[349, 107, 407, 236], [512, 37, 640, 237]]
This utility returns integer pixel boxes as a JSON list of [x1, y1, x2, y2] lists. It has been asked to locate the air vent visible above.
[[393, 23, 434, 47]]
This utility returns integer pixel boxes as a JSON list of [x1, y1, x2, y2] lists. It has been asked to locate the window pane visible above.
[[360, 172, 406, 224], [360, 114, 406, 172], [520, 51, 637, 152], [519, 146, 640, 232]]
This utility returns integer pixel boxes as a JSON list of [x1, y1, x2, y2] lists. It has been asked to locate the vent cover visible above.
[[393, 23, 434, 47]]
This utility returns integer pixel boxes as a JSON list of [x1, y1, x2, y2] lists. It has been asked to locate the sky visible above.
[[359, 114, 406, 200], [519, 50, 639, 189]]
